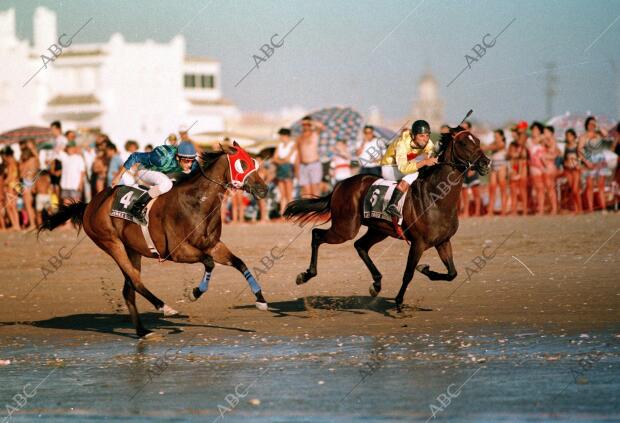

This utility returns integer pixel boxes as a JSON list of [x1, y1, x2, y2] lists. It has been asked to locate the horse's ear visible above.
[[219, 141, 237, 154], [232, 140, 240, 147]]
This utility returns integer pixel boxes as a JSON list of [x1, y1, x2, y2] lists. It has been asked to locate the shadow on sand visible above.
[[234, 295, 432, 318], [0, 312, 255, 339]]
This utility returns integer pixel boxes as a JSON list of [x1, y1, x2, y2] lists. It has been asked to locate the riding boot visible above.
[[385, 187, 405, 218], [130, 192, 154, 225]]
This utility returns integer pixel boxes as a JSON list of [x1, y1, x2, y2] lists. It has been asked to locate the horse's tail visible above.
[[283, 192, 332, 225], [38, 201, 88, 235]]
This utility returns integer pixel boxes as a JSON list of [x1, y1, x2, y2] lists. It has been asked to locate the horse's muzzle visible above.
[[477, 156, 491, 175], [247, 183, 268, 199]]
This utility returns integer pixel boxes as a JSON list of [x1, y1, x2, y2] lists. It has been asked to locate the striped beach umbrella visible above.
[[291, 107, 363, 160], [0, 126, 53, 145]]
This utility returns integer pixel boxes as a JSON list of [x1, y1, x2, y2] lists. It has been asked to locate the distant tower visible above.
[[33, 7, 57, 52], [411, 72, 444, 131], [367, 105, 383, 126], [545, 62, 558, 120]]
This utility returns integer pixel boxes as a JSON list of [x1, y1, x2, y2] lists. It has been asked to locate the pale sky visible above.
[[7, 0, 620, 126]]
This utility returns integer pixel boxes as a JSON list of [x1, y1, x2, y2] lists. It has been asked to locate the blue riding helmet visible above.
[[177, 141, 197, 158]]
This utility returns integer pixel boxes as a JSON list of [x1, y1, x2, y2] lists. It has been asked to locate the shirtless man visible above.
[[295, 116, 324, 197], [33, 170, 53, 227]]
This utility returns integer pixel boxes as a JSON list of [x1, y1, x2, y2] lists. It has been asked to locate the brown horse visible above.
[[284, 125, 491, 311], [39, 143, 269, 338]]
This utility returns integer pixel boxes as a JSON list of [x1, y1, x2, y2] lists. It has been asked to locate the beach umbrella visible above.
[[546, 113, 615, 136], [291, 107, 363, 159], [191, 131, 260, 150], [0, 126, 53, 145]]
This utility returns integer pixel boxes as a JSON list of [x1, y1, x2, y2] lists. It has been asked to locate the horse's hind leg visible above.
[[189, 255, 214, 302], [296, 223, 359, 285], [123, 248, 177, 315], [126, 249, 178, 316], [353, 228, 388, 296], [122, 277, 150, 338], [209, 241, 268, 311], [395, 241, 425, 312], [416, 240, 457, 281], [104, 242, 162, 337]]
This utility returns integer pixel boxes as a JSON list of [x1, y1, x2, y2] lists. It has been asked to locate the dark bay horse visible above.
[[39, 143, 269, 338], [284, 126, 491, 311]]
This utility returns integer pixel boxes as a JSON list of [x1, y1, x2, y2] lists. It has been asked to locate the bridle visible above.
[[198, 154, 234, 190], [436, 129, 474, 172], [197, 152, 259, 192]]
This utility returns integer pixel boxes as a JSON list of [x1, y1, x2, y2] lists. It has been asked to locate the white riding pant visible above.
[[381, 165, 419, 184], [122, 169, 173, 198]]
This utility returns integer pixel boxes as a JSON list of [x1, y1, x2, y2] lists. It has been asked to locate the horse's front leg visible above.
[[395, 241, 424, 312], [416, 240, 457, 281], [209, 241, 268, 310]]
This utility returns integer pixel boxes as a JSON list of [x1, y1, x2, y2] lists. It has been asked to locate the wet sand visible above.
[[1, 214, 619, 421]]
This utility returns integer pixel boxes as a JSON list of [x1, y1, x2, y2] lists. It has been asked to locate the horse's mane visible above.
[[172, 150, 226, 184], [200, 150, 227, 168], [417, 132, 453, 180]]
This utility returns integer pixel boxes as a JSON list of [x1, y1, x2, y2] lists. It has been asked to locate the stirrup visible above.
[[132, 206, 148, 225], [386, 204, 402, 218]]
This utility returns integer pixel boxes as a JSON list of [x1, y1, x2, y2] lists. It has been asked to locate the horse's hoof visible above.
[[395, 299, 403, 313], [255, 301, 268, 311], [296, 273, 307, 285], [416, 264, 429, 273], [160, 304, 179, 317], [369, 285, 380, 297], [138, 330, 155, 339], [188, 287, 203, 302]]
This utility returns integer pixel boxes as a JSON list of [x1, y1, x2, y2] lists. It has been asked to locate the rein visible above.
[[198, 157, 233, 190], [437, 130, 473, 172]]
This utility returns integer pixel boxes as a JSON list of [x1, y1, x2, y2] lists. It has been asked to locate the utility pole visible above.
[[545, 62, 558, 120], [611, 60, 620, 120]]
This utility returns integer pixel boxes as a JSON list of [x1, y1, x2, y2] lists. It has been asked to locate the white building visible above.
[[0, 7, 239, 148]]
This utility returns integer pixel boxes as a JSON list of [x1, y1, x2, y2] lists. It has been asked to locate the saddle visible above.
[[363, 179, 409, 242], [110, 185, 160, 257], [363, 179, 407, 223], [110, 185, 153, 225]]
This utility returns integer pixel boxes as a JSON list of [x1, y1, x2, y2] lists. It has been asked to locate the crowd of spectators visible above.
[[1, 115, 619, 231]]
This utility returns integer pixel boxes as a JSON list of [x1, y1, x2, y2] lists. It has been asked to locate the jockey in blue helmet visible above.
[[111, 141, 199, 222]]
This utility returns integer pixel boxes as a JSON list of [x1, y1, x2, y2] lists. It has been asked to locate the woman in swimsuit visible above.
[[272, 128, 296, 217], [18, 139, 40, 229], [507, 132, 529, 215], [528, 122, 547, 215], [542, 125, 560, 215], [1, 147, 21, 230], [483, 129, 508, 216], [578, 116, 611, 213], [563, 128, 582, 213]]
